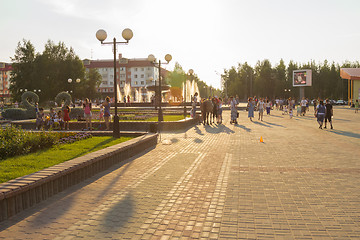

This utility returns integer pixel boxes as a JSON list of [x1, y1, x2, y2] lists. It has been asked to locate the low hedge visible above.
[[0, 127, 91, 160], [1, 108, 36, 120]]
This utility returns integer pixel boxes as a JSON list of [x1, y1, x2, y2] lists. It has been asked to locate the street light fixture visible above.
[[96, 28, 133, 138], [147, 54, 172, 122], [184, 69, 194, 117]]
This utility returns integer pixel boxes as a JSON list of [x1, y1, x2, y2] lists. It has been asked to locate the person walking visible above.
[[218, 97, 223, 124], [355, 99, 359, 113], [247, 97, 255, 121], [265, 99, 271, 115], [83, 98, 92, 130], [63, 105, 71, 130], [300, 97, 307, 116], [324, 99, 333, 129], [230, 96, 238, 124], [257, 98, 265, 121], [315, 100, 326, 129], [192, 92, 198, 118], [102, 96, 111, 130]]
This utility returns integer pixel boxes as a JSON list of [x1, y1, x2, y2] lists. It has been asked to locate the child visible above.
[[296, 105, 301, 116], [282, 105, 288, 115], [36, 107, 45, 130], [99, 105, 104, 122], [289, 108, 293, 119], [54, 110, 63, 130], [63, 105, 71, 130], [48, 108, 56, 129]]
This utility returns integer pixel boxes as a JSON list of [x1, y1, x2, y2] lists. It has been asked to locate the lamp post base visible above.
[[113, 115, 120, 138], [158, 108, 163, 122]]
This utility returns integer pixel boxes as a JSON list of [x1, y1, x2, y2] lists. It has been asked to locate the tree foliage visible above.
[[9, 39, 101, 103], [222, 59, 360, 100]]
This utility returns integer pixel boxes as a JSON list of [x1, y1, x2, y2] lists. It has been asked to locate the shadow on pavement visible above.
[[262, 121, 285, 128], [252, 121, 272, 128], [329, 129, 360, 139], [193, 125, 204, 135], [194, 138, 203, 143], [203, 123, 235, 134], [235, 124, 251, 132], [0, 146, 155, 230], [103, 192, 134, 230]]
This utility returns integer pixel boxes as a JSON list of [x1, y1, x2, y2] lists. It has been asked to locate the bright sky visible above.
[[1, 0, 360, 89]]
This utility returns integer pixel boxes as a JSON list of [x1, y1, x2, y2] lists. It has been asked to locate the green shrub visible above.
[[1, 108, 28, 120], [55, 92, 72, 107], [21, 91, 39, 110], [1, 108, 36, 120], [0, 127, 58, 160]]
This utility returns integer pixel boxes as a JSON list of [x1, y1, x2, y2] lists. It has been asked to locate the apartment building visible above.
[[0, 62, 12, 103], [83, 55, 168, 101]]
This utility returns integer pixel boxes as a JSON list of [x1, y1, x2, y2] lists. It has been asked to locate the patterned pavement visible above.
[[0, 106, 359, 239]]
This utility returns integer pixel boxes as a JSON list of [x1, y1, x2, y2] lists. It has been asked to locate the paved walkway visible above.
[[0, 106, 359, 239]]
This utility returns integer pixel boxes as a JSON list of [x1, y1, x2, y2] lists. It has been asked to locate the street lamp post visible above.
[[147, 54, 172, 122], [184, 69, 194, 117], [96, 28, 133, 138], [68, 78, 81, 99]]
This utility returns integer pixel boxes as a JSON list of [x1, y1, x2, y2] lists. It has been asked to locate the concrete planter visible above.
[[0, 133, 158, 222]]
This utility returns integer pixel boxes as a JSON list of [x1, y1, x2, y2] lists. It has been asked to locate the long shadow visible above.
[[69, 137, 122, 160], [262, 121, 285, 128], [194, 125, 204, 135], [333, 118, 351, 122], [328, 129, 360, 139], [194, 138, 203, 143], [0, 145, 155, 230], [102, 192, 134, 230], [235, 124, 252, 132], [203, 123, 235, 134], [252, 121, 272, 128]]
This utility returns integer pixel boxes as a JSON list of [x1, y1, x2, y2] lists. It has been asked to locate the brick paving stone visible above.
[[0, 106, 359, 239]]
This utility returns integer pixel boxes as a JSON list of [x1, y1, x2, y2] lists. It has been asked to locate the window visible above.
[[110, 82, 113, 85], [141, 68, 144, 71], [134, 74, 138, 78], [147, 67, 151, 70], [135, 68, 138, 71], [110, 89, 113, 92], [141, 81, 144, 85], [141, 74, 144, 78], [134, 81, 138, 85]]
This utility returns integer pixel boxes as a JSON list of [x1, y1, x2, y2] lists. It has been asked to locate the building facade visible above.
[[0, 62, 12, 104], [83, 55, 168, 102]]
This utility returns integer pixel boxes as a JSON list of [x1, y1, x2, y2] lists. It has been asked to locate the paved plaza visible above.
[[0, 106, 359, 239]]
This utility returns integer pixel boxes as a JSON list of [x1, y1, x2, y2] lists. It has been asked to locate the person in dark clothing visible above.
[[324, 99, 333, 129], [315, 100, 326, 129]]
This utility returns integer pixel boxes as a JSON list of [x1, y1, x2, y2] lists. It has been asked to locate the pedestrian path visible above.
[[0, 106, 359, 239]]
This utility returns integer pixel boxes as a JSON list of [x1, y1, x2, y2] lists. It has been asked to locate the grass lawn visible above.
[[0, 136, 133, 183], [145, 115, 189, 122]]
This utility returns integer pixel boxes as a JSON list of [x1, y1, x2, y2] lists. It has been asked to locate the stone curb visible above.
[[0, 133, 158, 222]]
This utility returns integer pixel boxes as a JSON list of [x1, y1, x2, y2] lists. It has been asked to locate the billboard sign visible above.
[[293, 69, 312, 87]]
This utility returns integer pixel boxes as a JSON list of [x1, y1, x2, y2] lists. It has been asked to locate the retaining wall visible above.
[[0, 133, 158, 222]]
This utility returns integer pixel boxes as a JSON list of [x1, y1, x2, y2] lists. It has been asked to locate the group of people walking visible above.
[[225, 95, 336, 130]]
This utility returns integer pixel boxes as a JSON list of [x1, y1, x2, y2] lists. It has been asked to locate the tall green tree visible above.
[[10, 39, 87, 103], [9, 39, 36, 102]]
